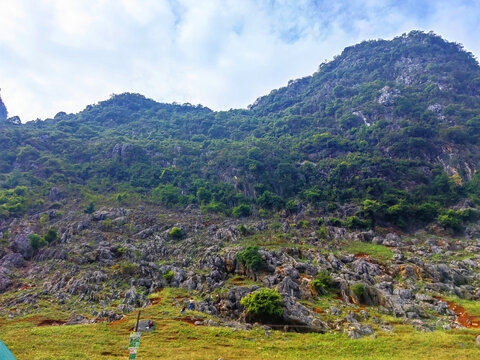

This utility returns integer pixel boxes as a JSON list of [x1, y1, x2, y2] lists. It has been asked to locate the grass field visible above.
[[1, 288, 479, 360]]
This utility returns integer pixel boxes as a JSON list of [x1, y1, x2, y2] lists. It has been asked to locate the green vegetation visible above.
[[232, 204, 251, 217], [163, 270, 175, 282], [168, 227, 183, 239], [1, 287, 479, 359], [237, 246, 265, 270], [312, 269, 335, 295], [44, 229, 58, 244], [351, 283, 368, 303], [28, 234, 46, 253], [240, 288, 283, 322], [341, 242, 394, 262], [0, 32, 479, 232], [83, 202, 95, 214]]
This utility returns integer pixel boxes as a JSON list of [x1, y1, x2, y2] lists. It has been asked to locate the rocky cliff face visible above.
[[1, 203, 479, 336]]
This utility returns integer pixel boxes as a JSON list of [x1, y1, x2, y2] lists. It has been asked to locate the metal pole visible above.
[[135, 311, 141, 332]]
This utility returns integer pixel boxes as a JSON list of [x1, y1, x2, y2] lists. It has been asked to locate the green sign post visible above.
[[128, 332, 141, 360], [128, 312, 142, 359]]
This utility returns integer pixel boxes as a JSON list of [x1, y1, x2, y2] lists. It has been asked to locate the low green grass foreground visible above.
[[1, 288, 479, 360]]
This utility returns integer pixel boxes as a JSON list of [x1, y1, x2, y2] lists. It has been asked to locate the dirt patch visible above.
[[108, 317, 126, 327], [354, 253, 369, 258], [313, 307, 324, 314], [149, 297, 162, 305], [37, 319, 66, 326], [175, 317, 201, 325], [231, 277, 246, 285], [439, 298, 480, 328]]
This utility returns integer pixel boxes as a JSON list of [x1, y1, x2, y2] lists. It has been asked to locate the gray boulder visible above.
[[1, 253, 24, 268], [11, 230, 33, 259]]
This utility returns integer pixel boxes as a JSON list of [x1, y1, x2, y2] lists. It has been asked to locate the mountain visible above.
[[1, 31, 479, 232], [2, 31, 480, 355]]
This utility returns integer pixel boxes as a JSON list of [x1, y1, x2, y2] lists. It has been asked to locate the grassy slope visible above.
[[1, 288, 479, 360]]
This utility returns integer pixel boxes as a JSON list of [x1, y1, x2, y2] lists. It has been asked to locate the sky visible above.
[[0, 0, 479, 122]]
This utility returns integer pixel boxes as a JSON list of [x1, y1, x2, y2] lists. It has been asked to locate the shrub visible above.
[[237, 246, 265, 271], [312, 269, 334, 295], [101, 218, 113, 230], [84, 202, 95, 214], [44, 229, 58, 243], [238, 224, 252, 236], [258, 209, 267, 218], [232, 204, 251, 217], [327, 217, 343, 227], [438, 214, 461, 232], [257, 191, 284, 210], [168, 227, 183, 239], [240, 288, 283, 322], [285, 200, 298, 214], [296, 220, 309, 229], [344, 216, 370, 230], [29, 234, 46, 252], [116, 261, 138, 276], [203, 200, 227, 214], [317, 225, 328, 239], [163, 270, 175, 282]]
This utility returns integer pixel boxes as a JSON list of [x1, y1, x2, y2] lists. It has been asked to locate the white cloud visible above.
[[0, 0, 479, 121]]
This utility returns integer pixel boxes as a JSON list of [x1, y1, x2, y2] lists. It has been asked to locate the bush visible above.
[[296, 220, 309, 229], [257, 191, 284, 210], [116, 261, 138, 276], [312, 269, 334, 295], [327, 217, 343, 227], [163, 270, 175, 282], [84, 202, 95, 214], [344, 216, 370, 230], [101, 218, 113, 230], [438, 214, 461, 232], [240, 288, 283, 322], [317, 225, 328, 239], [44, 229, 58, 243], [237, 246, 265, 270], [168, 227, 183, 239], [29, 234, 46, 252], [285, 200, 298, 214], [232, 204, 251, 217], [238, 224, 252, 236]]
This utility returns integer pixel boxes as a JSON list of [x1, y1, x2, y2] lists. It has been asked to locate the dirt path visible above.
[[440, 298, 480, 328]]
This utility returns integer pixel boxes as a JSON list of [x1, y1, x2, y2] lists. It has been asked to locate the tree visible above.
[[29, 234, 46, 253], [237, 246, 265, 270], [84, 202, 95, 214], [257, 191, 284, 210], [232, 204, 251, 217], [44, 229, 58, 243]]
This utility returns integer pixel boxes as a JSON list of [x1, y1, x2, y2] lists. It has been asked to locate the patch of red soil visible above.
[[108, 317, 126, 326], [314, 307, 324, 314], [175, 317, 201, 325], [231, 277, 246, 284], [18, 283, 35, 290], [354, 253, 369, 259], [149, 297, 162, 305], [439, 298, 480, 328], [37, 319, 66, 326]]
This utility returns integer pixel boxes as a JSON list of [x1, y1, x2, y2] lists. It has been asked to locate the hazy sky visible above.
[[0, 0, 479, 121]]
